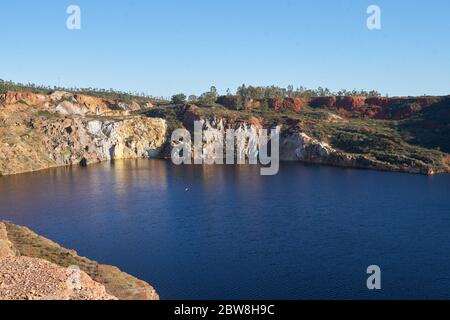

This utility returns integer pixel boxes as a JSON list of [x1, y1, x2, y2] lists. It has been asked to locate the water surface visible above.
[[1, 160, 450, 299]]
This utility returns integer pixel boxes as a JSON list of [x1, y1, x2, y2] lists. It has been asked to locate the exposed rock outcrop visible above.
[[280, 132, 335, 162], [216, 96, 306, 113], [180, 117, 388, 173], [0, 90, 153, 117], [336, 96, 366, 111], [0, 224, 15, 258], [40, 117, 167, 166], [0, 222, 159, 300], [174, 116, 264, 163], [0, 93, 167, 175], [365, 97, 391, 108], [268, 98, 306, 113], [216, 94, 448, 121], [0, 91, 48, 107], [311, 96, 441, 120], [1, 90, 449, 175], [310, 96, 337, 109], [0, 256, 117, 300], [174, 104, 449, 175]]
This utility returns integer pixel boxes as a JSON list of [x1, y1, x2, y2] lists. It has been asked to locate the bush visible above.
[[171, 93, 187, 104]]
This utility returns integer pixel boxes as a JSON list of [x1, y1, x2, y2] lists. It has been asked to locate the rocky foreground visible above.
[[0, 222, 159, 300], [0, 256, 117, 300], [0, 89, 449, 175]]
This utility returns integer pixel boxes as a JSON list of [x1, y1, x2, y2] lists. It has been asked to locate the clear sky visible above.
[[1, 0, 450, 97]]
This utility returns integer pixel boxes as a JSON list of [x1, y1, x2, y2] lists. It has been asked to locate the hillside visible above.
[[0, 87, 449, 175]]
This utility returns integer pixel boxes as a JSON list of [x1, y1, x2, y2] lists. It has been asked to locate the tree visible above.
[[287, 85, 294, 98], [198, 86, 218, 106], [171, 93, 187, 104], [261, 99, 270, 112], [188, 95, 198, 103]]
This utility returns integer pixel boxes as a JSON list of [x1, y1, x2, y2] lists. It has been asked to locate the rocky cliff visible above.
[[1, 90, 449, 175], [216, 94, 447, 121], [161, 103, 450, 175], [187, 118, 443, 175], [0, 222, 159, 300], [0, 91, 166, 175]]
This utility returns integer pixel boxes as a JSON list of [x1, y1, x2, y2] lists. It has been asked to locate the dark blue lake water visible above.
[[1, 160, 450, 299]]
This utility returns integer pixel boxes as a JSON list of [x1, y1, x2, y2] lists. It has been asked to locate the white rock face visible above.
[[182, 117, 340, 166], [199, 119, 337, 164], [40, 117, 167, 166], [197, 118, 267, 163], [280, 132, 335, 162], [0, 90, 164, 175], [86, 120, 104, 135], [55, 101, 89, 116]]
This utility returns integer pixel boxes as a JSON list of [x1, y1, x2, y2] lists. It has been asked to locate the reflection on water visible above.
[[1, 160, 450, 299]]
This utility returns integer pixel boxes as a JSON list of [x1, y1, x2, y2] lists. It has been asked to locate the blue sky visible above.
[[1, 0, 449, 97]]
